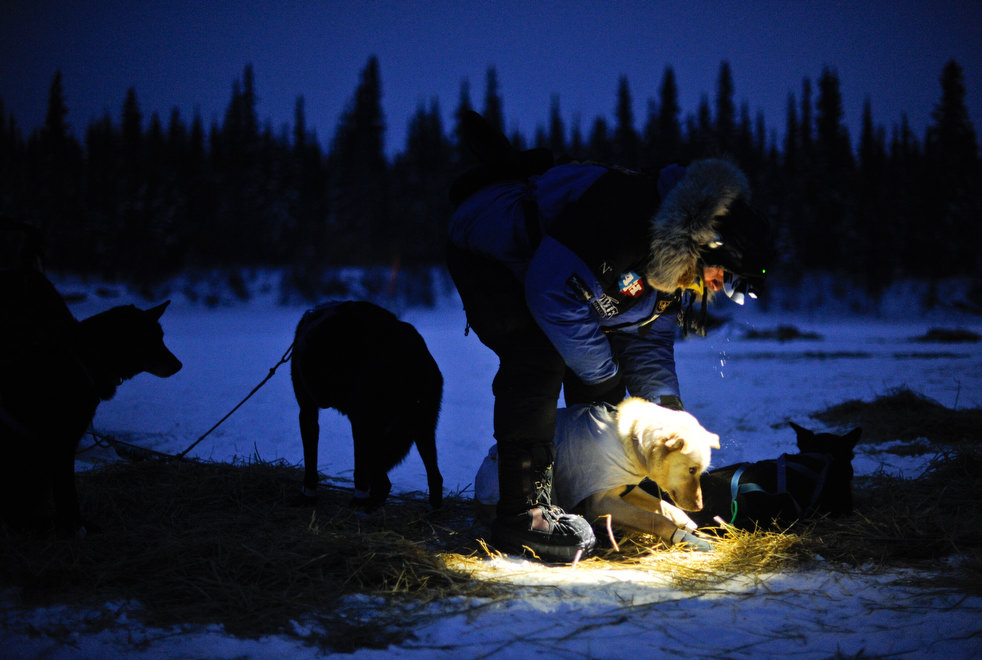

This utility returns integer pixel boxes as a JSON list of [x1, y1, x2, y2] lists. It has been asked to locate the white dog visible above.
[[613, 397, 719, 511], [475, 398, 720, 548], [590, 398, 719, 539]]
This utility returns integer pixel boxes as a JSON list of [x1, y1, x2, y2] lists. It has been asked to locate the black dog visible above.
[[690, 423, 862, 531], [0, 281, 182, 536], [290, 301, 443, 511]]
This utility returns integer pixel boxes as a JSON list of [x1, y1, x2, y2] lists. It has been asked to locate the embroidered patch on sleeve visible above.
[[566, 274, 594, 302], [655, 291, 680, 313], [618, 271, 645, 298]]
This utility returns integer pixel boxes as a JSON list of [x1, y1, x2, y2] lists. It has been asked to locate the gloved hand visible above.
[[563, 371, 625, 407], [657, 395, 685, 411], [670, 527, 715, 552]]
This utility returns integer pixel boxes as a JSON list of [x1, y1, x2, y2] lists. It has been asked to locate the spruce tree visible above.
[[568, 114, 585, 160], [654, 66, 682, 164], [715, 61, 736, 154], [810, 67, 855, 271], [857, 99, 890, 294], [452, 78, 475, 170], [483, 67, 504, 135], [925, 59, 981, 277], [393, 99, 451, 269], [587, 116, 612, 163], [888, 114, 926, 277], [613, 76, 639, 168], [548, 94, 566, 157], [329, 55, 389, 264], [120, 87, 143, 198], [34, 70, 83, 270], [685, 94, 714, 159]]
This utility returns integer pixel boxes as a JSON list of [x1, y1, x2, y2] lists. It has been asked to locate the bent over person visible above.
[[446, 111, 772, 562]]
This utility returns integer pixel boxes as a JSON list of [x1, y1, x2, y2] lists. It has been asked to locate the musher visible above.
[[446, 111, 773, 562]]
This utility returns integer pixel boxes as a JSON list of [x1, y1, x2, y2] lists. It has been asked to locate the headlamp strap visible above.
[[697, 285, 708, 335], [679, 281, 709, 338], [680, 289, 695, 337]]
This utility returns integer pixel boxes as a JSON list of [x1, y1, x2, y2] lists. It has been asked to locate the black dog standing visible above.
[[290, 301, 444, 511], [0, 224, 182, 536]]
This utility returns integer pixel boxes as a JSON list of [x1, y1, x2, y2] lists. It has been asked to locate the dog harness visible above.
[[727, 452, 832, 525]]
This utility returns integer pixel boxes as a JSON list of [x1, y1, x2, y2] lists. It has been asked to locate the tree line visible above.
[[0, 56, 979, 300]]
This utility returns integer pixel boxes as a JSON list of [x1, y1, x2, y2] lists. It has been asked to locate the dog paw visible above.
[[349, 495, 386, 513]]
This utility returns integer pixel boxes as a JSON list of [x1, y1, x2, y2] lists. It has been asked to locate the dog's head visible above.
[[139, 301, 183, 378], [81, 301, 182, 383], [790, 421, 861, 515], [791, 422, 861, 460], [617, 397, 720, 511]]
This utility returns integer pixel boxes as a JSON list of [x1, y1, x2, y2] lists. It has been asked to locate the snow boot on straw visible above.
[[491, 446, 595, 563]]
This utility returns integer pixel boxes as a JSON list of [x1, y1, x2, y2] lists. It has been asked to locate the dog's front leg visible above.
[[51, 440, 83, 537], [349, 419, 391, 511], [622, 487, 697, 530], [296, 406, 320, 503], [586, 490, 681, 542]]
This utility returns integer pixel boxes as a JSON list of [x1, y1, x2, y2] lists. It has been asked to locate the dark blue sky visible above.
[[2, 1, 980, 158]]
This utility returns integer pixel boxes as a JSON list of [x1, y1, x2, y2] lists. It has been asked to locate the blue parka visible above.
[[449, 162, 690, 403]]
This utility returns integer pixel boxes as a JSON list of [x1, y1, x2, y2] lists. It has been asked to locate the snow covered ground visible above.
[[3, 277, 982, 658]]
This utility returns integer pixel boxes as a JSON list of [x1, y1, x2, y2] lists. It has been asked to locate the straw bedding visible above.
[[1, 458, 498, 649], [812, 387, 981, 450], [1, 387, 980, 647]]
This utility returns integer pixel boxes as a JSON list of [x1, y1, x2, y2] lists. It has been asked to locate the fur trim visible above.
[[645, 159, 750, 293]]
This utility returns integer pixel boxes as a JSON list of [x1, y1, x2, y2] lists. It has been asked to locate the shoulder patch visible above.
[[618, 270, 645, 298], [566, 274, 594, 302]]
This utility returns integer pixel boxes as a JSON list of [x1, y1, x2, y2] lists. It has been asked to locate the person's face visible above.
[[702, 266, 725, 292]]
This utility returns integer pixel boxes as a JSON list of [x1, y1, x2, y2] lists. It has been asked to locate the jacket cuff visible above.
[[568, 372, 625, 406]]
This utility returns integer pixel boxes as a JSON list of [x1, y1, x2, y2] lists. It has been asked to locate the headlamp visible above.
[[722, 271, 760, 305]]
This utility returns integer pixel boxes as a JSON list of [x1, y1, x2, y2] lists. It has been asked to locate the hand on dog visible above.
[[670, 527, 715, 552]]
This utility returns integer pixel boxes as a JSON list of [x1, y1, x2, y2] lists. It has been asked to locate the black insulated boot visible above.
[[491, 504, 596, 563], [492, 449, 596, 563]]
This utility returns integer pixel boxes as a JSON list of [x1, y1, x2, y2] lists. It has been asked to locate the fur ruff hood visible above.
[[645, 159, 750, 293]]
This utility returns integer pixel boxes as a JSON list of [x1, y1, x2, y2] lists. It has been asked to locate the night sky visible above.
[[2, 1, 981, 158]]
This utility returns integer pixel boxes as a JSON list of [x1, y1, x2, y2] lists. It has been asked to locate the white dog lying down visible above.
[[475, 398, 720, 549]]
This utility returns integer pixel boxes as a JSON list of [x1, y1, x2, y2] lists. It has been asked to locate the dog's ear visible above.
[[842, 427, 862, 452], [707, 432, 720, 449], [663, 435, 685, 452], [789, 421, 811, 438], [625, 411, 648, 451], [791, 421, 818, 452], [145, 300, 171, 321]]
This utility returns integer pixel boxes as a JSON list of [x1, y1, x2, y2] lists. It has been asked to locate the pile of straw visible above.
[[0, 459, 819, 647], [803, 389, 982, 591], [1, 459, 495, 649], [797, 448, 982, 584], [812, 387, 981, 448], [591, 526, 807, 592], [912, 327, 980, 343], [2, 387, 979, 648], [742, 324, 823, 341]]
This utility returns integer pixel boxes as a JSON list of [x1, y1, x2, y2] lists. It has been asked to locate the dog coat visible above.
[[553, 404, 647, 510], [475, 404, 646, 511]]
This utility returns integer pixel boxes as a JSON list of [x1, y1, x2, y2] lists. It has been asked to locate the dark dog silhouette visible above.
[[690, 422, 862, 531], [290, 301, 443, 511], [0, 279, 182, 536]]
